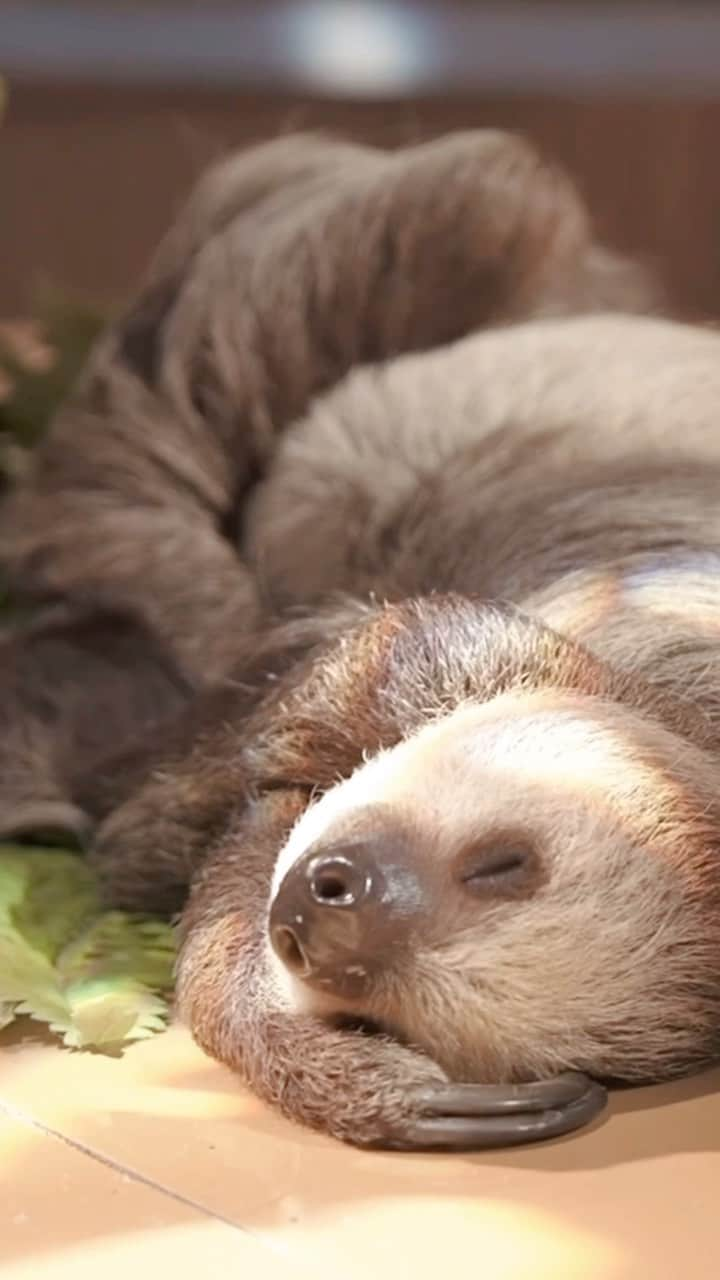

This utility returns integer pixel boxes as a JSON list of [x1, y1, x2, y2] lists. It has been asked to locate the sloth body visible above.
[[229, 312, 720, 1093], [2, 132, 720, 1148]]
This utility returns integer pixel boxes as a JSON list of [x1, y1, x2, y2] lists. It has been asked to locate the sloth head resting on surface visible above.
[[3, 129, 720, 1149]]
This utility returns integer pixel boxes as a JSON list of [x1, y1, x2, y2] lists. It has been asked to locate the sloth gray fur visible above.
[[1, 130, 719, 1148]]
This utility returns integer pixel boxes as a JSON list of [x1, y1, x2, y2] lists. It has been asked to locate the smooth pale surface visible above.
[[0, 1106, 299, 1280], [1, 1020, 718, 1279]]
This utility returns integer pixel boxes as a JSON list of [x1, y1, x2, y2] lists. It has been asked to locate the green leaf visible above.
[[0, 846, 176, 1051], [0, 927, 62, 1004], [0, 1002, 17, 1030], [57, 911, 176, 993], [0, 847, 100, 961], [62, 981, 170, 1049]]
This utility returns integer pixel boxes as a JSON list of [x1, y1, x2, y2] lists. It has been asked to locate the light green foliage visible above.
[[0, 846, 176, 1051]]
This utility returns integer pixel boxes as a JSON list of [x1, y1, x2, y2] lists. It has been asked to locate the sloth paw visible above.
[[371, 1073, 607, 1152]]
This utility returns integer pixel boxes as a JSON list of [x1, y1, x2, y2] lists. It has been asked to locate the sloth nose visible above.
[[269, 839, 422, 997]]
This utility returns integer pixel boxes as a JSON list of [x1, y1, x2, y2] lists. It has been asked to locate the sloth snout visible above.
[[269, 838, 423, 997]]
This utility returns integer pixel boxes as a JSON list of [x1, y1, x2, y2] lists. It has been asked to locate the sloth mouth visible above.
[[301, 963, 378, 1000], [329, 1011, 394, 1039], [329, 1007, 434, 1062]]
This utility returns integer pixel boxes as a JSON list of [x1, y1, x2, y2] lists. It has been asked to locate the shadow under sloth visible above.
[[3, 129, 720, 1150]]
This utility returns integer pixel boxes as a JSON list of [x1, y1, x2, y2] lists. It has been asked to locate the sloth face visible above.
[[268, 687, 720, 1084]]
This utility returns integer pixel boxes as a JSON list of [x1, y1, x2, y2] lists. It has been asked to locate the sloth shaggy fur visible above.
[[1, 130, 720, 1146]]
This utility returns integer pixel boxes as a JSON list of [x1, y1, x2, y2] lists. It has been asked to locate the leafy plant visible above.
[[0, 846, 176, 1050]]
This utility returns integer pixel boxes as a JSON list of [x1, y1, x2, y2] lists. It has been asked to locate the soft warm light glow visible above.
[[287, 1, 428, 95], [308, 1197, 625, 1280], [2, 1219, 290, 1280], [0, 1026, 251, 1120]]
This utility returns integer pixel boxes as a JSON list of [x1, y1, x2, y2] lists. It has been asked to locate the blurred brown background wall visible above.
[[4, 4, 720, 320]]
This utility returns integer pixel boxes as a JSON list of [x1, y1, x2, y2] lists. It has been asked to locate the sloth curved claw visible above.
[[377, 1072, 607, 1151]]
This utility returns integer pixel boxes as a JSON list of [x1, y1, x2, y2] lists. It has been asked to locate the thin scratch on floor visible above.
[[0, 1096, 248, 1235]]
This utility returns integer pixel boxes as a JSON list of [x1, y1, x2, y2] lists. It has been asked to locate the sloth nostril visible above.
[[307, 854, 367, 907], [270, 924, 309, 975], [312, 870, 350, 902]]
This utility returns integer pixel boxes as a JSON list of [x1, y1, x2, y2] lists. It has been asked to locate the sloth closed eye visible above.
[[458, 837, 539, 894]]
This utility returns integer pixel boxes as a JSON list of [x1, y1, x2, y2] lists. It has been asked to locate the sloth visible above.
[[2, 129, 720, 1151]]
